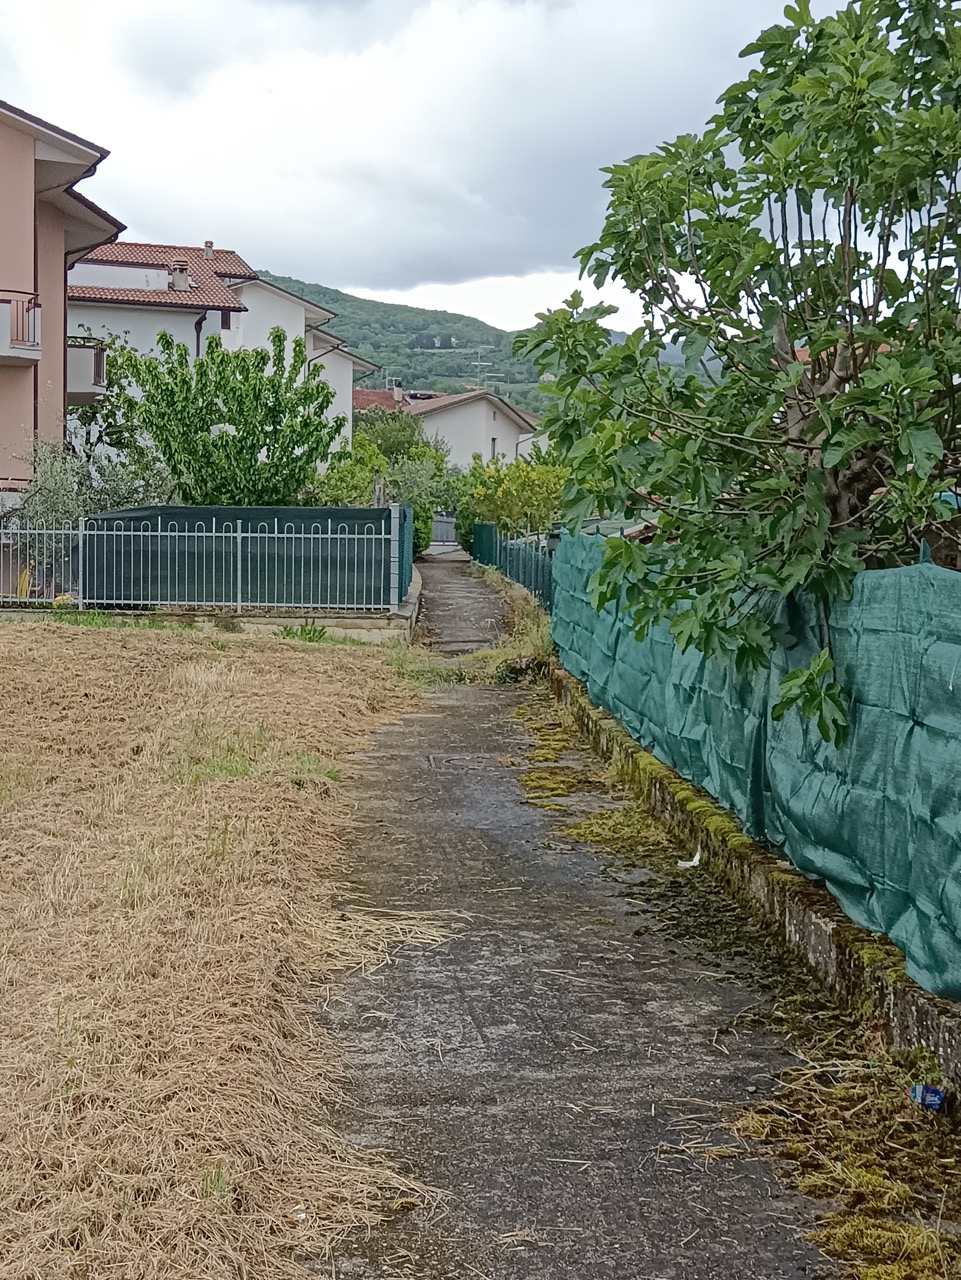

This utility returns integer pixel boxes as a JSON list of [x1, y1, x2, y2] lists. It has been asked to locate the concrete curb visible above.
[[551, 666, 961, 1090], [0, 569, 424, 646]]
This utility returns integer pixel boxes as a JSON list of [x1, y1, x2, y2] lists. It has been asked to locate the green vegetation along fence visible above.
[[552, 531, 961, 1000], [473, 523, 553, 611]]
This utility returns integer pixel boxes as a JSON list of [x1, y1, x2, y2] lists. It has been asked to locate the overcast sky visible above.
[[1, 0, 792, 330]]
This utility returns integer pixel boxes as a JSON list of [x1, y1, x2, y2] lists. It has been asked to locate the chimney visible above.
[[171, 259, 190, 291], [392, 379, 404, 406], [203, 240, 214, 261]]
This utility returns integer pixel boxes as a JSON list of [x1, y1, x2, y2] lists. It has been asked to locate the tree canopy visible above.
[[103, 329, 344, 506], [517, 0, 961, 743]]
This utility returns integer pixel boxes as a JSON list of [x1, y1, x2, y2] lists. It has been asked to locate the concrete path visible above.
[[415, 550, 505, 655], [329, 560, 822, 1279]]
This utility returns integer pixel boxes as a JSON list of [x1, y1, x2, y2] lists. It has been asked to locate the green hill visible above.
[[257, 271, 551, 413]]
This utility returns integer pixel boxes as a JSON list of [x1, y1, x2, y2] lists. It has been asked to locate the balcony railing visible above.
[[0, 292, 41, 364], [66, 337, 107, 406]]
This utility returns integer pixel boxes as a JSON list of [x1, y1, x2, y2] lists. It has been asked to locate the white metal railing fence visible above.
[[0, 509, 406, 613]]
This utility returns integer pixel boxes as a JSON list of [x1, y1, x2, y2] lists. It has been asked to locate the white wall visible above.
[[311, 344, 355, 448], [68, 301, 201, 354], [69, 262, 169, 291], [420, 398, 529, 469], [70, 289, 356, 450], [222, 281, 306, 368]]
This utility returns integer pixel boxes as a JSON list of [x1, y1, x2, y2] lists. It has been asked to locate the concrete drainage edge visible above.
[[551, 666, 961, 1091]]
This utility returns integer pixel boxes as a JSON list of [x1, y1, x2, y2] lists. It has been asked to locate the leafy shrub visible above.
[[456, 455, 569, 549], [309, 416, 452, 554], [8, 440, 173, 528], [91, 329, 344, 506]]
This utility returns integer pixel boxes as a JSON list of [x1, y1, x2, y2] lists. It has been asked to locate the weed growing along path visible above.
[[0, 622, 444, 1279]]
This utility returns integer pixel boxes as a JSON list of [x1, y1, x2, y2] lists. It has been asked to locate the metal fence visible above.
[[472, 522, 554, 611], [431, 512, 457, 544], [0, 504, 414, 613]]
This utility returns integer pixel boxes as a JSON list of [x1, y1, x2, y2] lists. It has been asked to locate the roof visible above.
[[67, 241, 257, 312], [408, 390, 538, 433], [353, 389, 411, 412], [59, 189, 126, 261], [0, 100, 122, 259], [63, 188, 126, 236], [86, 240, 257, 280], [0, 97, 108, 161]]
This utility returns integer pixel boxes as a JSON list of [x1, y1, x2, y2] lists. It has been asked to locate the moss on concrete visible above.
[[514, 701, 578, 763], [520, 766, 608, 799], [527, 667, 961, 1280]]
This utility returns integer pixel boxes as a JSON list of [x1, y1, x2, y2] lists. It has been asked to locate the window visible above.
[[492, 409, 498, 420], [490, 437, 498, 460], [220, 310, 231, 330]]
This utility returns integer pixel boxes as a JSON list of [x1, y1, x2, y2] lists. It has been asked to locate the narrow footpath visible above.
[[328, 556, 822, 1279]]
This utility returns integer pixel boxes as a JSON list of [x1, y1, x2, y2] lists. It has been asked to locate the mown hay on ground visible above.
[[0, 623, 440, 1279]]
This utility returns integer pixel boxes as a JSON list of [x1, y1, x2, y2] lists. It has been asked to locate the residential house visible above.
[[407, 390, 537, 468], [0, 99, 124, 492], [353, 387, 412, 413], [67, 242, 376, 444]]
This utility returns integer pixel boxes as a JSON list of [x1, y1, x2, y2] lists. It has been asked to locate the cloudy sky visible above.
[[1, 0, 789, 330]]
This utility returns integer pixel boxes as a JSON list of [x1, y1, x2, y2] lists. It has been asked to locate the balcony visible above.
[[0, 292, 41, 365], [66, 337, 107, 406]]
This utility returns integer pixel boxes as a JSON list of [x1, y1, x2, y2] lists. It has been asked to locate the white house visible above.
[[405, 390, 537, 468], [66, 241, 375, 444]]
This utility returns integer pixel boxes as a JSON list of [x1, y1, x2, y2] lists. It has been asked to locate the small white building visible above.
[[66, 241, 375, 444], [406, 391, 536, 468]]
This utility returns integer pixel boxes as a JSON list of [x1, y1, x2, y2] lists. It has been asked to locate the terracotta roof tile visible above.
[[353, 389, 412, 411], [85, 240, 257, 279], [67, 241, 257, 311], [67, 283, 243, 311]]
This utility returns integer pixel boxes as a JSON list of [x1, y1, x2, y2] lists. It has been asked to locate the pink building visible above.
[[0, 99, 123, 494]]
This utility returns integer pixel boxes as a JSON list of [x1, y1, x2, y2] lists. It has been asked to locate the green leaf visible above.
[[823, 424, 881, 469], [682, 330, 710, 371], [670, 608, 700, 651], [906, 426, 944, 478]]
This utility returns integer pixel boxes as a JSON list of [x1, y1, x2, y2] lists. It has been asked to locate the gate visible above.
[[431, 511, 457, 544]]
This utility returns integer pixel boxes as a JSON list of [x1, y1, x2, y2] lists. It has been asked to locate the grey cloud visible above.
[[87, 0, 824, 290], [115, 0, 427, 93], [118, 0, 591, 95], [263, 0, 778, 287]]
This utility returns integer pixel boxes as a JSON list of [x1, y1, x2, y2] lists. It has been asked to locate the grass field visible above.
[[0, 622, 441, 1278]]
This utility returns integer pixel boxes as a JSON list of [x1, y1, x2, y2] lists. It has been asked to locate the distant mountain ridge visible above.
[[258, 271, 551, 412]]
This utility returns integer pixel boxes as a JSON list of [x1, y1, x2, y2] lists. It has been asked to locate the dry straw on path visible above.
[[0, 622, 442, 1279]]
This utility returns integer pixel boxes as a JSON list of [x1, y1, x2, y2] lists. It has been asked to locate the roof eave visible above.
[[67, 291, 246, 313], [0, 97, 109, 163]]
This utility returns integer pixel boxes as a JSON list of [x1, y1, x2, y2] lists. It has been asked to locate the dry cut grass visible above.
[[0, 623, 443, 1279]]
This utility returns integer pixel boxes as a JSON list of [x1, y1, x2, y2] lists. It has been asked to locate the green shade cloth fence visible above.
[[473, 523, 553, 611], [552, 532, 961, 999]]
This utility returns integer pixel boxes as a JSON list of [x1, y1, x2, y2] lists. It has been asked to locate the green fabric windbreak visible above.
[[397, 505, 415, 603], [552, 532, 961, 999], [473, 523, 497, 566]]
